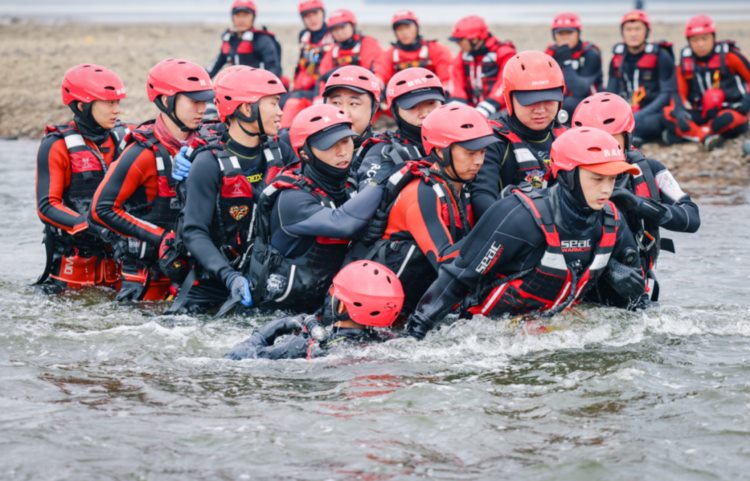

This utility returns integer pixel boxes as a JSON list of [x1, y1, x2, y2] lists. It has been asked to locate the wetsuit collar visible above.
[[309, 25, 328, 44], [71, 103, 110, 145], [395, 35, 423, 52], [303, 158, 349, 204], [394, 111, 423, 146], [338, 33, 359, 50], [507, 112, 552, 142]]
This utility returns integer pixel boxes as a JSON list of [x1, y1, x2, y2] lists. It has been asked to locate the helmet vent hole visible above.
[[603, 118, 615, 125], [104, 86, 115, 91], [460, 123, 474, 129], [178, 61, 186, 64], [82, 64, 92, 68], [187, 76, 200, 82], [64, 87, 70, 93], [426, 74, 434, 79], [520, 64, 526, 71], [588, 146, 602, 152], [95, 69, 103, 73], [149, 83, 154, 89], [573, 121, 582, 126], [354, 302, 363, 307], [268, 80, 278, 84], [310, 115, 323, 122], [370, 311, 381, 317], [396, 80, 406, 86], [224, 95, 232, 101], [358, 75, 369, 81], [601, 99, 611, 103], [386, 276, 392, 284], [373, 268, 380, 275]]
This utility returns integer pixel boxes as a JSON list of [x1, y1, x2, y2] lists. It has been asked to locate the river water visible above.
[[1, 138, 749, 480]]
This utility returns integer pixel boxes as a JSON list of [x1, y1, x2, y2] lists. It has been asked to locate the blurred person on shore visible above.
[[663, 14, 750, 150]]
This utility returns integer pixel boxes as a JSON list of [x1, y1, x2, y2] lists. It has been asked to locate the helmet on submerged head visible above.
[[330, 260, 405, 328]]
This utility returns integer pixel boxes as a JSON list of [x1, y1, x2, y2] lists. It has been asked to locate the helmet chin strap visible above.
[[156, 94, 194, 133], [233, 103, 265, 138]]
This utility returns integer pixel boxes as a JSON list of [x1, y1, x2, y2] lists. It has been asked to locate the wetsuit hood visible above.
[[303, 156, 349, 204], [507, 111, 552, 141], [70, 102, 110, 144]]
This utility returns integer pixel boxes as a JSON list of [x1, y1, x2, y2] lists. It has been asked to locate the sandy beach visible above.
[[1, 20, 748, 193]]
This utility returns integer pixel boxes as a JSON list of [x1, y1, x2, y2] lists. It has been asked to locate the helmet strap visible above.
[[156, 94, 193, 133], [233, 102, 265, 138]]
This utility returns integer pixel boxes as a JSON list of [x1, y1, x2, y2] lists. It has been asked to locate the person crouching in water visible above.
[[225, 260, 404, 360], [35, 64, 129, 293], [571, 92, 700, 306], [247, 104, 385, 313], [405, 127, 645, 340], [348, 103, 498, 316], [356, 67, 446, 187], [168, 67, 288, 314], [470, 50, 567, 220], [91, 58, 214, 302]]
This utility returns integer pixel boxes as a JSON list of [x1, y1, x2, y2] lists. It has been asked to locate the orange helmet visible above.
[[327, 8, 356, 29], [571, 93, 635, 135], [450, 15, 489, 41], [289, 104, 357, 158], [146, 58, 213, 103], [61, 64, 126, 106], [421, 103, 497, 156], [330, 261, 405, 328], [231, 0, 256, 14], [550, 127, 639, 178], [392, 10, 419, 29], [385, 67, 445, 110], [621, 10, 651, 29], [685, 14, 716, 38], [214, 66, 286, 123], [551, 12, 582, 32], [298, 0, 324, 15], [501, 51, 564, 116]]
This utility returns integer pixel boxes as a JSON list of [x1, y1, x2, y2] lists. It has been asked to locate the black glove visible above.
[[602, 258, 645, 303], [225, 316, 305, 360], [357, 208, 389, 245], [405, 311, 432, 340], [125, 237, 158, 261], [610, 188, 672, 224]]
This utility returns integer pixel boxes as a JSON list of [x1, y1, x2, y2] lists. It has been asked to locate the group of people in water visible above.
[[39, 0, 747, 359]]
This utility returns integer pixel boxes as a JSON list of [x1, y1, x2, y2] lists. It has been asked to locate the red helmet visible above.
[[231, 0, 256, 14], [289, 104, 357, 158], [391, 10, 419, 29], [385, 67, 445, 110], [501, 51, 565, 116], [327, 8, 356, 29], [551, 12, 582, 31], [421, 103, 497, 155], [685, 14, 716, 38], [550, 127, 640, 178], [298, 0, 324, 15], [323, 65, 382, 103], [571, 92, 635, 135], [214, 67, 286, 122], [450, 15, 489, 42], [146, 58, 213, 103], [330, 260, 405, 328], [621, 10, 650, 29], [61, 64, 126, 106]]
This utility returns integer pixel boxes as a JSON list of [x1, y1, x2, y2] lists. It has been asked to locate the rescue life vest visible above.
[[391, 39, 437, 72], [127, 121, 182, 231], [469, 189, 618, 317], [461, 36, 516, 105], [622, 149, 663, 271], [490, 115, 567, 188], [43, 120, 130, 216], [248, 168, 356, 311], [220, 27, 282, 70], [544, 41, 600, 71], [611, 41, 674, 108], [331, 34, 364, 67], [296, 29, 333, 81], [679, 40, 748, 108]]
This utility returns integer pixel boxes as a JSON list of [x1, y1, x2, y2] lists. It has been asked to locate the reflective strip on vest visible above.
[[589, 252, 612, 272], [514, 147, 540, 169], [540, 251, 568, 271], [63, 133, 86, 150]]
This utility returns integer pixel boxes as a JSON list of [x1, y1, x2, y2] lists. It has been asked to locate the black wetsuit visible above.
[[355, 121, 425, 189], [546, 41, 604, 116], [406, 184, 642, 339], [470, 113, 559, 219], [208, 29, 282, 78]]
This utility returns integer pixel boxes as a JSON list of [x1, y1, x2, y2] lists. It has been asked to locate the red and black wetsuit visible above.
[[607, 42, 677, 143], [208, 28, 282, 78], [354, 127, 425, 188], [469, 113, 566, 219], [545, 41, 604, 116], [90, 117, 191, 301], [375, 36, 452, 87], [317, 33, 384, 79], [349, 161, 473, 315], [406, 184, 641, 339], [35, 120, 130, 290], [247, 164, 383, 313]]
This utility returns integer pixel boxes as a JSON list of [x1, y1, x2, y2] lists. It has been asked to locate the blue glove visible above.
[[172, 146, 192, 182], [227, 274, 253, 307]]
